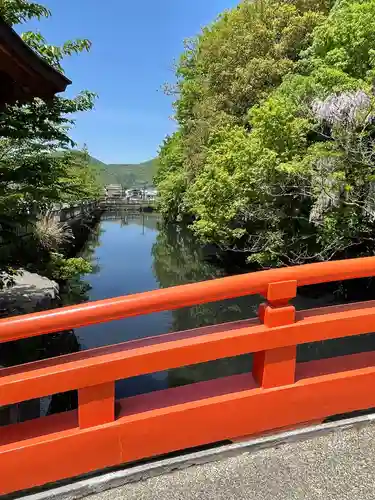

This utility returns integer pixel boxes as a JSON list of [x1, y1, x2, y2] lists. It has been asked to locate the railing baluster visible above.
[[253, 280, 297, 389], [78, 382, 115, 429]]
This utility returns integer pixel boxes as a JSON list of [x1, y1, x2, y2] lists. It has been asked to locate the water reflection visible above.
[[76, 212, 172, 351], [60, 223, 103, 306], [76, 212, 260, 396], [151, 223, 258, 387]]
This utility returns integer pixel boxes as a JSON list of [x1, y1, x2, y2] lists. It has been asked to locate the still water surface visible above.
[[75, 210, 256, 396]]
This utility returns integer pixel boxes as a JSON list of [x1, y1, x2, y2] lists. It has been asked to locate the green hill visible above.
[[88, 156, 159, 187]]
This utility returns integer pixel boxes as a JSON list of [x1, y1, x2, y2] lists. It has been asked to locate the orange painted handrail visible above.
[[2, 301, 375, 407], [2, 256, 375, 495], [0, 256, 374, 342]]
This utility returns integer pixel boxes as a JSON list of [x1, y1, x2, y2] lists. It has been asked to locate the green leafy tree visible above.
[[157, 0, 332, 220], [0, 0, 50, 25], [157, 0, 375, 267], [0, 1, 101, 282]]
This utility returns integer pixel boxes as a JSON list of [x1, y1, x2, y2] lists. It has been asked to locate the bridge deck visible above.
[[84, 419, 375, 500], [24, 416, 375, 500]]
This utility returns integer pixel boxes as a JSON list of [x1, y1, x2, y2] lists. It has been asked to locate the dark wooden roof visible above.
[[0, 17, 71, 103]]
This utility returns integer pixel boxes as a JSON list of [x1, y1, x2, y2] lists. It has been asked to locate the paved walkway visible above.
[[88, 420, 375, 500]]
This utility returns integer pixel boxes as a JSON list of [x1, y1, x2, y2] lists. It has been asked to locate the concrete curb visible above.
[[9, 413, 375, 500]]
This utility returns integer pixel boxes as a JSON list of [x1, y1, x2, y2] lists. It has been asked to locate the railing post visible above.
[[78, 382, 115, 429], [253, 280, 297, 389]]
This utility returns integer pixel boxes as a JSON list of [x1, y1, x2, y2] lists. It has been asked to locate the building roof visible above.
[[0, 17, 71, 103]]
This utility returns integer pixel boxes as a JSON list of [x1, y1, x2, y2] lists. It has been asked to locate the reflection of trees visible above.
[[80, 222, 103, 261], [152, 224, 259, 328], [152, 224, 223, 288], [60, 222, 103, 306], [152, 224, 258, 387], [153, 224, 224, 331]]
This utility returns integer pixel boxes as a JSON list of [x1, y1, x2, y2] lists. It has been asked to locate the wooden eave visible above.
[[0, 17, 71, 103]]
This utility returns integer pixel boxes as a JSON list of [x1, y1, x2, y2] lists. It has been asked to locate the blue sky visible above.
[[22, 0, 239, 164]]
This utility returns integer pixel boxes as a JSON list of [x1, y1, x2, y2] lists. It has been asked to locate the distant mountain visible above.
[[87, 155, 107, 168], [88, 156, 159, 188]]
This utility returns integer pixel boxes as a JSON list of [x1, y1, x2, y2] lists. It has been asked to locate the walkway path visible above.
[[28, 416, 375, 500], [91, 421, 375, 500]]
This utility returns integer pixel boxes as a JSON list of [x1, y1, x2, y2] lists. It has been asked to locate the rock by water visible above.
[[0, 270, 59, 317]]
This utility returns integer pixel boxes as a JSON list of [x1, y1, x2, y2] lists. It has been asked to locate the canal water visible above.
[[73, 210, 258, 397]]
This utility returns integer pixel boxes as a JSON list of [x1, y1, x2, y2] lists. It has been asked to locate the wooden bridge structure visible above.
[[2, 257, 375, 495]]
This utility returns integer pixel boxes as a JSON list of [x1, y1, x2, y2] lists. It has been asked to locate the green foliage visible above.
[[157, 0, 375, 266], [47, 253, 93, 281], [0, 0, 50, 25], [0, 1, 100, 282], [21, 32, 91, 73], [157, 0, 333, 215], [154, 133, 185, 219], [306, 0, 375, 79], [60, 149, 103, 202], [157, 169, 187, 221]]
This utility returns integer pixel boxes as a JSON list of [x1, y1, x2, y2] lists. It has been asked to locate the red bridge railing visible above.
[[2, 257, 375, 494]]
